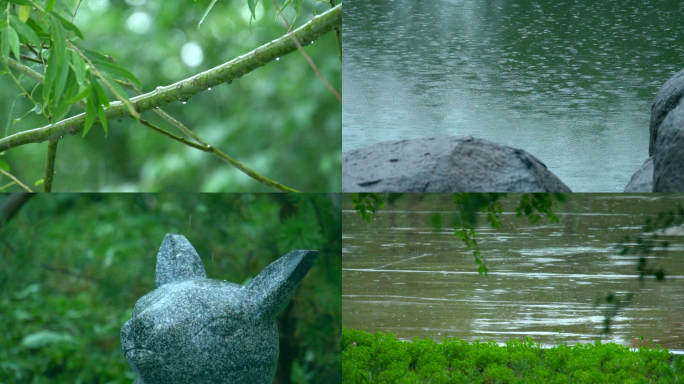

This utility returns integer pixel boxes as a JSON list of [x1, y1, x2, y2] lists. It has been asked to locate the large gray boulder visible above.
[[624, 157, 653, 192], [654, 99, 684, 192], [342, 136, 571, 192], [650, 68, 684, 156], [120, 234, 317, 384]]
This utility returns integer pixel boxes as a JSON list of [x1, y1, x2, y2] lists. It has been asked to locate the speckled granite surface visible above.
[[121, 234, 317, 384]]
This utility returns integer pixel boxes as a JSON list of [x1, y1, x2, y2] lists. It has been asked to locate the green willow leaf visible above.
[[80, 48, 140, 87], [83, 92, 97, 137], [46, 0, 56, 12], [1, 28, 9, 62], [0, 20, 7, 30], [69, 49, 86, 86], [91, 77, 109, 108], [0, 158, 9, 171], [90, 77, 108, 135], [63, 82, 89, 104], [197, 0, 218, 31], [293, 0, 303, 16], [26, 18, 50, 41], [10, 15, 41, 48], [97, 100, 108, 136], [104, 74, 131, 103], [18, 4, 30, 22], [275, 0, 297, 23], [51, 12, 84, 40], [247, 0, 259, 21], [53, 72, 76, 121], [7, 26, 20, 60], [90, 59, 141, 88], [50, 16, 68, 109], [42, 48, 57, 105]]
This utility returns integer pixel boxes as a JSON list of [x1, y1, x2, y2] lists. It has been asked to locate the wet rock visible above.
[[624, 157, 653, 192], [121, 234, 317, 384], [654, 99, 684, 192], [649, 68, 684, 156], [342, 136, 571, 192]]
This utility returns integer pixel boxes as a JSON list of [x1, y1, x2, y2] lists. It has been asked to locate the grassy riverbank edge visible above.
[[342, 327, 684, 383]]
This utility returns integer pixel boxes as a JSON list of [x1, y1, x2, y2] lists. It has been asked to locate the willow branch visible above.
[[0, 4, 341, 152], [6, 57, 43, 83], [43, 138, 59, 192], [8, 47, 303, 192], [138, 118, 299, 192], [128, 78, 299, 192], [271, 0, 341, 102], [0, 170, 32, 192], [137, 118, 208, 151]]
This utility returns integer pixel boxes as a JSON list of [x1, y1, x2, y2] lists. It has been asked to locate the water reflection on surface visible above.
[[343, 0, 684, 191], [342, 195, 684, 352]]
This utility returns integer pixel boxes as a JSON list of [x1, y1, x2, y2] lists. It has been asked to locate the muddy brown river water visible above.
[[342, 194, 684, 353]]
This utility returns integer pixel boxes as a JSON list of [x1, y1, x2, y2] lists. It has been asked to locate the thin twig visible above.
[[43, 138, 59, 192], [0, 59, 49, 119], [270, 0, 341, 102], [139, 118, 300, 192], [0, 169, 32, 192], [19, 54, 42, 64], [138, 118, 209, 151]]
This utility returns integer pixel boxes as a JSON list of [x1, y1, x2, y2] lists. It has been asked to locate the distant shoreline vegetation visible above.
[[342, 327, 684, 384]]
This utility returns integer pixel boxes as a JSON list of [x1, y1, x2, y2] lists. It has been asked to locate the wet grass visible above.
[[342, 327, 684, 384]]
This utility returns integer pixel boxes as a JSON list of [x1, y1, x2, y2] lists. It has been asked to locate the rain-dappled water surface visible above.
[[342, 195, 684, 352], [342, 0, 684, 192]]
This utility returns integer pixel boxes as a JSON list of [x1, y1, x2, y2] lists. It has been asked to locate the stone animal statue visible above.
[[120, 234, 318, 384]]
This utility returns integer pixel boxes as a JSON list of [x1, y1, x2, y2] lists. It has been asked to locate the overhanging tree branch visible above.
[[0, 4, 341, 152]]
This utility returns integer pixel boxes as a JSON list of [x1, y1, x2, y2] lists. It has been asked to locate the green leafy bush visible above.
[[342, 328, 682, 384]]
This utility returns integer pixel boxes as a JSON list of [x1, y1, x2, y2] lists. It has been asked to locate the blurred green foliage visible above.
[[0, 193, 341, 383], [0, 0, 341, 192], [342, 328, 682, 384]]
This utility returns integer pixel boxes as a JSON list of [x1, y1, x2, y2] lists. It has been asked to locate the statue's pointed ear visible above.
[[247, 250, 317, 318], [155, 234, 207, 288]]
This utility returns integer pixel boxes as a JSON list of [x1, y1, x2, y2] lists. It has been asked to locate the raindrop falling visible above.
[[311, 41, 314, 44], [182, 101, 187, 104], [59, 136, 63, 139], [276, 57, 280, 61], [207, 87, 211, 90]]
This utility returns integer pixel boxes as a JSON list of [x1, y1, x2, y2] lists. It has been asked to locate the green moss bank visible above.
[[342, 328, 684, 384]]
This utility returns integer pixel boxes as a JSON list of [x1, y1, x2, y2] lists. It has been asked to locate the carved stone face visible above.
[[120, 234, 317, 384]]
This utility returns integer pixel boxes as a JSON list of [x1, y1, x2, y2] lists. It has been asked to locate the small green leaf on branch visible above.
[[10, 15, 41, 48], [18, 5, 30, 22], [197, 0, 218, 31]]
